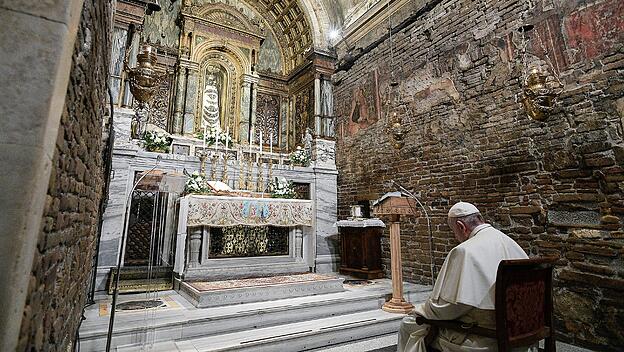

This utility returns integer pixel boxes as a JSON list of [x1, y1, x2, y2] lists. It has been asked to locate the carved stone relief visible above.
[[294, 86, 314, 146], [256, 93, 280, 145], [149, 73, 173, 131]]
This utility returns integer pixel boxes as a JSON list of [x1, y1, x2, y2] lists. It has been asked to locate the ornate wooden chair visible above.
[[416, 257, 556, 352]]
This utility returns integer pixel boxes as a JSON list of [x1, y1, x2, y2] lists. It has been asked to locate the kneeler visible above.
[[416, 257, 557, 352]]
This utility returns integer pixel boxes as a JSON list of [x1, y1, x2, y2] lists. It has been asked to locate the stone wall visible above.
[[334, 0, 624, 349], [17, 1, 112, 350]]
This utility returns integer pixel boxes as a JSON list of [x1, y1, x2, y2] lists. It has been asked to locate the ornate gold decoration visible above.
[[210, 153, 218, 181], [246, 155, 253, 191], [522, 66, 564, 121], [221, 153, 229, 184], [388, 112, 407, 150], [125, 44, 165, 138], [257, 160, 264, 193]]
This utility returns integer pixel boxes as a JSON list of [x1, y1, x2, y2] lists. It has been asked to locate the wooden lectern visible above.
[[373, 192, 416, 314]]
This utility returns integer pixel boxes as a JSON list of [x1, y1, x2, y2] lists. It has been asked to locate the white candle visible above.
[[269, 133, 273, 155], [259, 131, 263, 161]]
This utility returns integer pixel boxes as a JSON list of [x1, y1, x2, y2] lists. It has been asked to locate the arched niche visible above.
[[193, 43, 248, 139]]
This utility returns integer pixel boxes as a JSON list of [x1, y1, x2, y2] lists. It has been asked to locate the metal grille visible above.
[[125, 190, 169, 266], [209, 226, 289, 258]]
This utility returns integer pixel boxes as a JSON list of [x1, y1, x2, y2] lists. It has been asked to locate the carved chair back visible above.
[[495, 257, 556, 352]]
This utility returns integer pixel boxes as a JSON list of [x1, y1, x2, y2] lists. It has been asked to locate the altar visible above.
[[174, 194, 315, 281]]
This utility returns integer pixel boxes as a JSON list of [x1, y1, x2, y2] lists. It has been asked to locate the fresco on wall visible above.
[[257, 32, 283, 74], [344, 70, 381, 136]]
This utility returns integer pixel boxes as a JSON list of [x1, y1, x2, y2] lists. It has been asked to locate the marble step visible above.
[[116, 309, 404, 352], [307, 333, 397, 352], [179, 274, 345, 308], [79, 283, 431, 351], [81, 291, 393, 351]]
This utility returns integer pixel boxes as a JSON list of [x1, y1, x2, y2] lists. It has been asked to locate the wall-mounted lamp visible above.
[[517, 24, 564, 121]]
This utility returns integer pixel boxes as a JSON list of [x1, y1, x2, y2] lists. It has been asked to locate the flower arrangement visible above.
[[184, 171, 211, 194], [142, 131, 173, 153], [268, 177, 296, 199], [289, 146, 310, 166], [195, 126, 233, 146]]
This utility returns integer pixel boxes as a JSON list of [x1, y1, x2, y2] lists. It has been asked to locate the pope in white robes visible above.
[[398, 202, 529, 352]]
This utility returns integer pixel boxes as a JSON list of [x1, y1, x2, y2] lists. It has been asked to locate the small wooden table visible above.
[[337, 219, 385, 279]]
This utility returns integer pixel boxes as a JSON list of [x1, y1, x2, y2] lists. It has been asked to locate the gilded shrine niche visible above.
[[175, 2, 265, 140], [170, 0, 328, 149]]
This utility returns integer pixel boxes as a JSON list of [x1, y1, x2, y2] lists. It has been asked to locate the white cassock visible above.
[[398, 224, 529, 352]]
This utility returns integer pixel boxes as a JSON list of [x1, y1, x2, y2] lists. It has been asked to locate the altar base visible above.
[[179, 273, 345, 308]]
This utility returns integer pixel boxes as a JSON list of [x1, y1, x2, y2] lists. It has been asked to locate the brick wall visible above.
[[334, 0, 623, 349], [17, 1, 111, 350]]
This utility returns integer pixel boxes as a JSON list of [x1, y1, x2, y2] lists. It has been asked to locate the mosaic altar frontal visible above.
[[185, 195, 313, 227]]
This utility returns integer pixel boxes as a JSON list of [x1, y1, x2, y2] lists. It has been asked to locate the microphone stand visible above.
[[391, 180, 436, 286], [105, 155, 162, 351]]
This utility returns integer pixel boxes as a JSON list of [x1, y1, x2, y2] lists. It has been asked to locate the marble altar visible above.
[[94, 109, 340, 292]]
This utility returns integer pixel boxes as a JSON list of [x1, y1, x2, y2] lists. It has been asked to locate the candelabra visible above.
[[268, 157, 273, 185], [124, 44, 164, 139], [246, 154, 253, 190], [257, 160, 264, 193], [238, 151, 245, 190], [199, 151, 207, 176], [210, 152, 217, 181]]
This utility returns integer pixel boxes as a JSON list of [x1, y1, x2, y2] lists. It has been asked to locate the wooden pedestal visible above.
[[339, 226, 384, 279]]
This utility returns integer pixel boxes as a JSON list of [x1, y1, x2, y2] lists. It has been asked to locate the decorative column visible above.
[[183, 64, 200, 135], [239, 79, 251, 142], [295, 227, 304, 263], [314, 75, 321, 135], [240, 73, 258, 142], [188, 227, 202, 268], [172, 65, 188, 134]]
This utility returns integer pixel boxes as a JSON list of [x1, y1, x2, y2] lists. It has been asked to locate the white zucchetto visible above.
[[448, 201, 480, 218]]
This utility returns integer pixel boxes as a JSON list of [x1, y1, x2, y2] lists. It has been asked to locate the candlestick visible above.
[[221, 152, 229, 184], [259, 131, 263, 163], [249, 127, 253, 156], [225, 125, 229, 150], [238, 147, 245, 190]]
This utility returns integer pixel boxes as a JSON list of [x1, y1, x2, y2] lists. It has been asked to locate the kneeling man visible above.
[[398, 202, 528, 352]]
